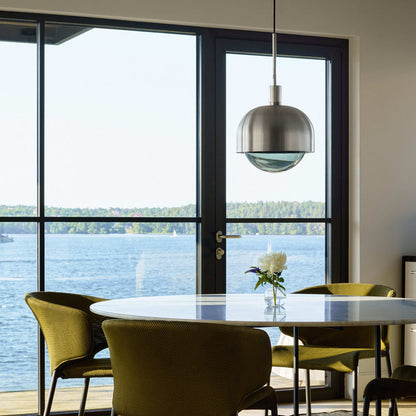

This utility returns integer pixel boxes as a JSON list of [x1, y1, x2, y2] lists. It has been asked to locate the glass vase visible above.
[[264, 285, 286, 308]]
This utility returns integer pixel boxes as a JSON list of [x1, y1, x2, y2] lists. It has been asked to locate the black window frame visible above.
[[0, 10, 348, 415]]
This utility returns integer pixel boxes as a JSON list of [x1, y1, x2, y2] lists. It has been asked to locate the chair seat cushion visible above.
[[60, 358, 113, 379], [272, 345, 374, 373]]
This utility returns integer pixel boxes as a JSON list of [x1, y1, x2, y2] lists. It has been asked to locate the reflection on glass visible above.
[[0, 225, 37, 414], [226, 54, 326, 218], [45, 223, 196, 298], [45, 26, 196, 217], [0, 22, 37, 214]]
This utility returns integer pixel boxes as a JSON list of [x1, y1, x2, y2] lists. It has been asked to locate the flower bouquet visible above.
[[246, 251, 287, 306]]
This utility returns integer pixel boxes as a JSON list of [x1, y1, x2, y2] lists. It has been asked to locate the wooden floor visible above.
[[0, 374, 297, 415], [0, 370, 320, 414], [245, 399, 416, 416], [1, 384, 415, 416]]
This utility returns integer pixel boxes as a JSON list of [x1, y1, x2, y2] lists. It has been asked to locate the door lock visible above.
[[216, 247, 225, 260]]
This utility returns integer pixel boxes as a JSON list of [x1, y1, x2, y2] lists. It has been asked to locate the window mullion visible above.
[[36, 19, 46, 416]]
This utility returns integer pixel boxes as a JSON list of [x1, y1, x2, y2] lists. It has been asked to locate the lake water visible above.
[[0, 233, 324, 392]]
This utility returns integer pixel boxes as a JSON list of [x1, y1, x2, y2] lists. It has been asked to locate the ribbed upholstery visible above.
[[279, 283, 395, 350], [25, 292, 113, 416], [363, 365, 416, 416], [59, 358, 113, 378], [103, 319, 278, 416], [273, 345, 374, 373], [391, 364, 416, 382], [272, 283, 396, 416]]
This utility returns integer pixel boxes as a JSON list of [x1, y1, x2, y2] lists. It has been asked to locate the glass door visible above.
[[225, 53, 327, 294], [211, 37, 348, 400], [225, 51, 327, 391]]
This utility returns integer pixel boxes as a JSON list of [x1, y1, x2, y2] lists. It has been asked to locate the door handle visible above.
[[216, 230, 242, 243]]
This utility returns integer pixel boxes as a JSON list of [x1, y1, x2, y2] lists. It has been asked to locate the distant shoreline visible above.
[[0, 201, 325, 236]]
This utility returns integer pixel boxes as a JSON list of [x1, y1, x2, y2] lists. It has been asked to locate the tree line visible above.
[[0, 201, 324, 235]]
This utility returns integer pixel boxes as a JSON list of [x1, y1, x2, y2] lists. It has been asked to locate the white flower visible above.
[[257, 251, 287, 274]]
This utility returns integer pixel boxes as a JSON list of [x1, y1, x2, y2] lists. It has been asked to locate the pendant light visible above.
[[236, 0, 314, 172]]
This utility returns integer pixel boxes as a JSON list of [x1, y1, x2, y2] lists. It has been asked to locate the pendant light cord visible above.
[[270, 0, 280, 105], [272, 0, 277, 88]]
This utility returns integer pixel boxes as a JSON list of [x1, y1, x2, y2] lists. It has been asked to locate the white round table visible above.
[[92, 293, 416, 416], [91, 293, 416, 326]]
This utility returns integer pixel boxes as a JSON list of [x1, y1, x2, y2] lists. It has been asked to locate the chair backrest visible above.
[[25, 291, 108, 373], [103, 319, 272, 416], [280, 283, 396, 349], [295, 283, 395, 297]]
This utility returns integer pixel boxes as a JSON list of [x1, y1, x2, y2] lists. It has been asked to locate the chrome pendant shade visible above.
[[237, 88, 314, 172], [237, 0, 314, 172]]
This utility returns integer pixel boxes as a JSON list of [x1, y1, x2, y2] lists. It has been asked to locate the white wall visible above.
[[2, 0, 416, 391]]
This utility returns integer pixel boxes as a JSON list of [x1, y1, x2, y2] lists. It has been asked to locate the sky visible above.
[[0, 27, 325, 209]]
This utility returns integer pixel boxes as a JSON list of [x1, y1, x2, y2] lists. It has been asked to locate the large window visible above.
[[44, 26, 196, 216], [0, 14, 348, 416]]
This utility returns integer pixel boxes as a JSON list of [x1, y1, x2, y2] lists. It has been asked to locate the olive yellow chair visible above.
[[363, 365, 416, 416], [272, 283, 396, 416], [103, 319, 278, 416], [25, 292, 113, 416]]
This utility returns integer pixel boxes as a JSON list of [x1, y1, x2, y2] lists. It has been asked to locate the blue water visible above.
[[0, 233, 324, 392]]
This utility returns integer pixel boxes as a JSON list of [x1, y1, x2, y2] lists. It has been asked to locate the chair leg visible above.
[[385, 349, 393, 377], [264, 378, 270, 416], [362, 395, 371, 416], [388, 398, 397, 416], [352, 369, 358, 416], [305, 369, 312, 416], [384, 350, 399, 416], [110, 408, 116, 416], [78, 378, 90, 416], [43, 371, 58, 416]]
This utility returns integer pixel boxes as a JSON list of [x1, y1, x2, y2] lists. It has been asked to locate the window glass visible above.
[[0, 20, 38, 415], [41, 223, 196, 412], [0, 21, 37, 215], [45, 223, 196, 297], [226, 53, 328, 392], [226, 54, 326, 218], [225, 222, 326, 390], [226, 223, 325, 295], [45, 26, 196, 217], [0, 225, 37, 414]]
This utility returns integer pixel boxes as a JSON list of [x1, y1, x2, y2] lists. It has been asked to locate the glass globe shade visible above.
[[245, 152, 304, 173]]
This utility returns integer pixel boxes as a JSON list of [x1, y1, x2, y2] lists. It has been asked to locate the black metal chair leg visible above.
[[362, 395, 371, 416], [385, 349, 393, 377], [271, 401, 278, 416], [44, 371, 58, 416], [305, 369, 312, 416], [264, 378, 271, 416], [78, 377, 90, 416], [384, 351, 398, 416], [352, 369, 358, 416], [388, 398, 397, 416]]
